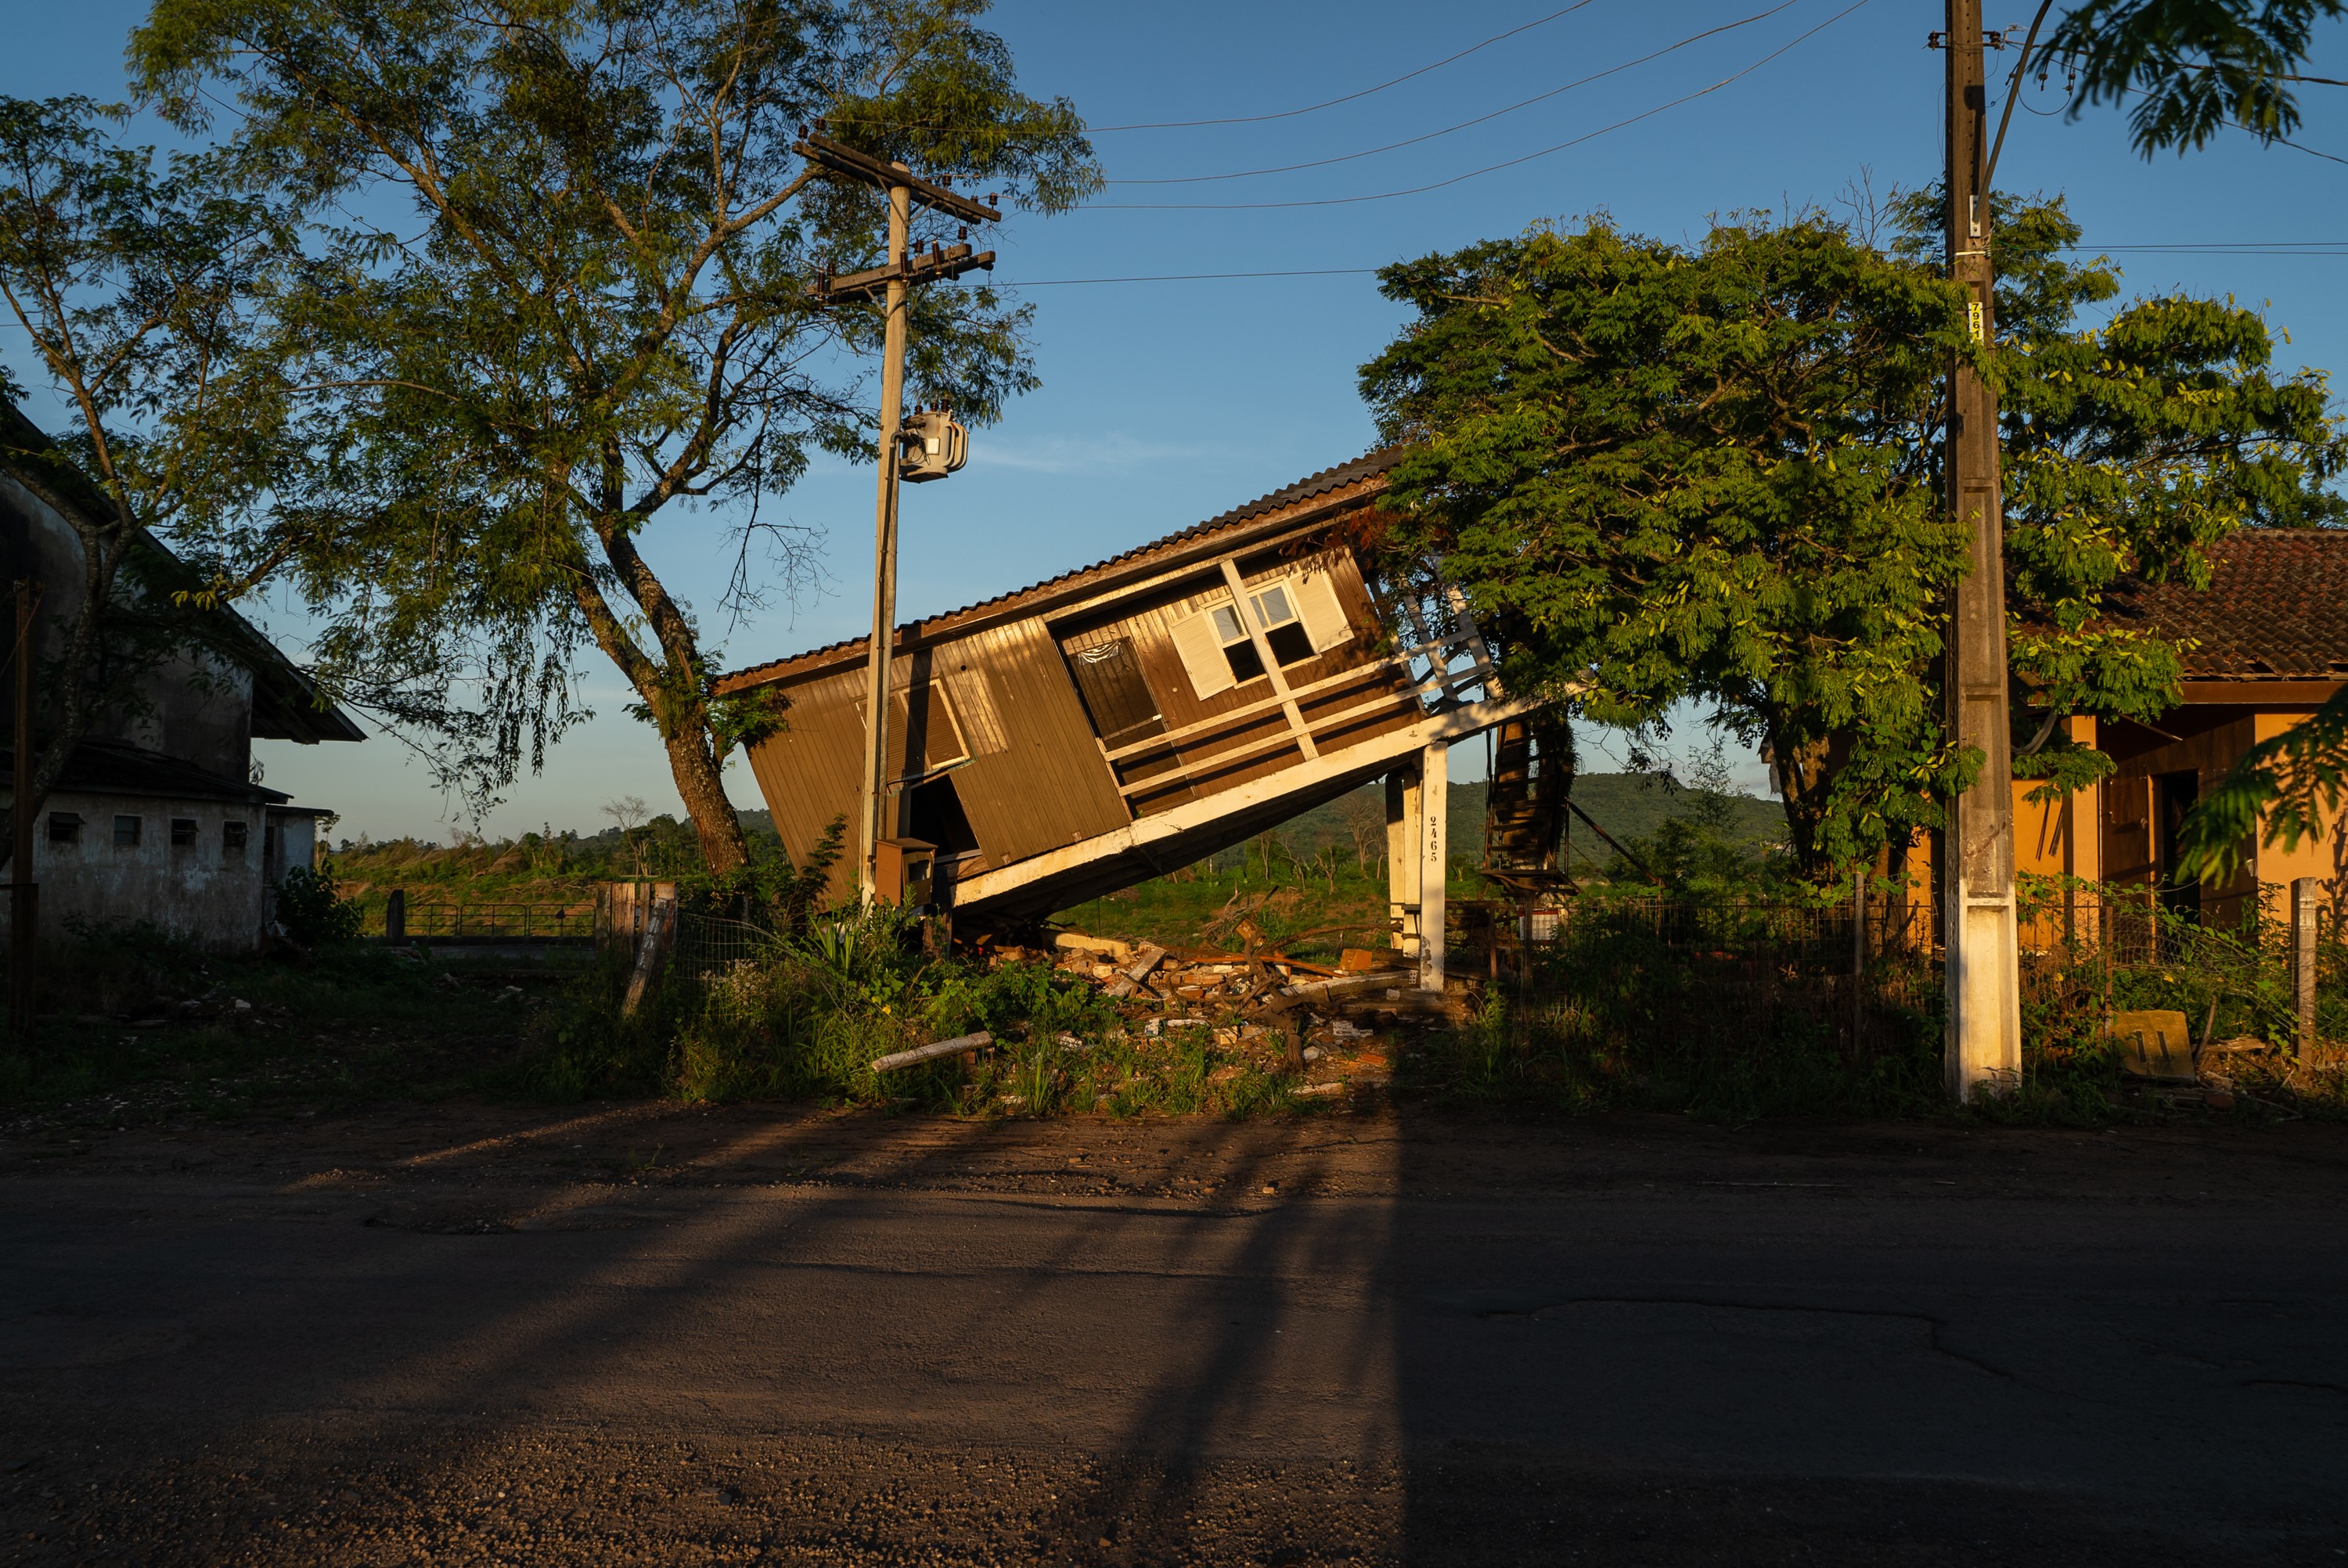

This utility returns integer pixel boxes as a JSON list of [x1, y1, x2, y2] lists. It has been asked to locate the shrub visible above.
[[275, 863, 364, 945]]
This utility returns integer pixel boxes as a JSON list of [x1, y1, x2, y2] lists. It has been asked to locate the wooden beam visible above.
[[1220, 558, 1317, 761], [953, 690, 1554, 909], [1115, 686, 1424, 796], [2176, 680, 2344, 706], [1102, 653, 1490, 765]]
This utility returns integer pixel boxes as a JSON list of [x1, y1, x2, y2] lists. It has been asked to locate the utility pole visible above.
[[862, 172, 913, 908], [9, 579, 38, 1049], [795, 128, 999, 903], [1942, 0, 2022, 1099]]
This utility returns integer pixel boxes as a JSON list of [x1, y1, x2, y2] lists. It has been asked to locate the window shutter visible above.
[[1295, 570, 1350, 652], [1169, 610, 1234, 699]]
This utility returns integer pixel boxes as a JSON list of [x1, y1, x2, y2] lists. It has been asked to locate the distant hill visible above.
[[733, 779, 1781, 873], [1255, 772, 1784, 870]]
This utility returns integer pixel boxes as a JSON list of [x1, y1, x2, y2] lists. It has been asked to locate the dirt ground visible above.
[[6, 1101, 2348, 1567], [13, 1091, 2348, 1204]]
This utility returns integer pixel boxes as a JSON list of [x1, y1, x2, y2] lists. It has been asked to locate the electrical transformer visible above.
[[899, 408, 968, 483]]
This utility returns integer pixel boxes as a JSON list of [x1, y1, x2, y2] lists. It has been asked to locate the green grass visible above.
[[504, 907, 1382, 1117]]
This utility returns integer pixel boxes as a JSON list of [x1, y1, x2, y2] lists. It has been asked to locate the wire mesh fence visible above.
[[365, 902, 597, 940], [1472, 895, 1938, 1063], [1468, 880, 2346, 1068], [674, 912, 787, 973]]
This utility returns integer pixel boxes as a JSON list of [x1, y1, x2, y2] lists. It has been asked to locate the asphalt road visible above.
[[4, 1107, 2346, 1566]]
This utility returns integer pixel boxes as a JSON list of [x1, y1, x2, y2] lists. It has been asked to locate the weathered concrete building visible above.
[[1, 405, 362, 951]]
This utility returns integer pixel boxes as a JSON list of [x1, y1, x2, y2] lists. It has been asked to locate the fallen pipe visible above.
[[869, 1030, 994, 1074]]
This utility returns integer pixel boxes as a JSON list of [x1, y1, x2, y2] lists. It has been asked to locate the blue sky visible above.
[[9, 1, 2348, 840]]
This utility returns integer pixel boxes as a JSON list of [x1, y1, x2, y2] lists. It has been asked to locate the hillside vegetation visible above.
[[319, 775, 1787, 931]]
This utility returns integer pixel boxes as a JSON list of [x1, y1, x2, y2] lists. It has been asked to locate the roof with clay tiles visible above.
[[2106, 527, 2348, 680]]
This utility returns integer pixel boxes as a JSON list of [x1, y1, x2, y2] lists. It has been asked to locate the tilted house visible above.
[[715, 450, 1540, 982], [1, 405, 362, 951]]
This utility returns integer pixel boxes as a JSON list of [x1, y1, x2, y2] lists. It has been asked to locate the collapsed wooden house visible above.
[[715, 449, 1545, 984]]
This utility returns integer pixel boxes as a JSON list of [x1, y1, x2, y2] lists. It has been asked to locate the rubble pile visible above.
[[973, 927, 1461, 1095]]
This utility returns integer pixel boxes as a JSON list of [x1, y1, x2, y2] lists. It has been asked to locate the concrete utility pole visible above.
[[1942, 0, 2023, 1099], [860, 174, 913, 906], [794, 128, 999, 902]]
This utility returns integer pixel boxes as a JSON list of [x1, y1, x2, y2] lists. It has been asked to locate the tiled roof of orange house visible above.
[[715, 445, 1407, 693], [2105, 527, 2348, 679]]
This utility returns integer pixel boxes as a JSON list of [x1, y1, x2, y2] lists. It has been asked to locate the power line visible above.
[[989, 241, 2348, 289], [1108, 2, 1803, 185], [1082, 2, 1604, 132], [1080, 0, 1878, 211], [1002, 268, 1384, 286]]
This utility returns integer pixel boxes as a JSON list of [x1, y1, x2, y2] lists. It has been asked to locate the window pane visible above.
[[113, 815, 142, 847], [223, 821, 249, 853], [1252, 585, 1294, 628], [171, 818, 198, 847], [1222, 641, 1266, 684], [1211, 605, 1245, 645], [46, 814, 80, 844], [1266, 621, 1314, 667]]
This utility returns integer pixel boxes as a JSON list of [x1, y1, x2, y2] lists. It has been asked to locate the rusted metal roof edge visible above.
[[714, 448, 1405, 696]]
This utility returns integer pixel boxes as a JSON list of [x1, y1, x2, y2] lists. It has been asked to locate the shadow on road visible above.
[[5, 1101, 2348, 1563]]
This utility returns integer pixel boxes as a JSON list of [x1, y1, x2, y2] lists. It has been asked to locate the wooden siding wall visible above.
[[1052, 546, 1419, 815], [2103, 712, 2261, 924], [943, 617, 1131, 862], [741, 620, 1129, 900]]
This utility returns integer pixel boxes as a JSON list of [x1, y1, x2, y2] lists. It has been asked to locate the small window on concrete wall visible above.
[[171, 818, 197, 847], [47, 812, 81, 845], [223, 821, 249, 854], [113, 815, 142, 847]]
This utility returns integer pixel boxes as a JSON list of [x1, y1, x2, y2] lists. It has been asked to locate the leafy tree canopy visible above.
[[2044, 0, 2347, 155], [1360, 194, 2345, 879], [128, 0, 1100, 877]]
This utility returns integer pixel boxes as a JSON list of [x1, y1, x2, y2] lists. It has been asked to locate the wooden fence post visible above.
[[622, 894, 677, 1019], [2293, 876, 2320, 1056], [384, 889, 405, 944], [1852, 869, 1867, 1052]]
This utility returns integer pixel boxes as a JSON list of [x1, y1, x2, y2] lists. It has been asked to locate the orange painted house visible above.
[[2005, 528, 2348, 931]]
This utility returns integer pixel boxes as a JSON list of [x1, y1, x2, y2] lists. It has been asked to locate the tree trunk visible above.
[[1766, 720, 1842, 883], [662, 721, 751, 876]]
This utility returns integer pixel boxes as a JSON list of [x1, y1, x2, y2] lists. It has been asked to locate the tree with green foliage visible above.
[[1360, 196, 2345, 880], [129, 0, 1100, 878], [2033, 1, 2348, 883], [2044, 0, 2346, 154], [0, 95, 312, 852]]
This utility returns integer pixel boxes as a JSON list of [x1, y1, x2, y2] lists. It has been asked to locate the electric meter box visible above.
[[899, 410, 968, 483]]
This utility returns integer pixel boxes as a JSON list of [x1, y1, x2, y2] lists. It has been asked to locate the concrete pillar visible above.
[[2294, 876, 2321, 1056], [1420, 742, 1448, 992], [1386, 767, 1421, 958]]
